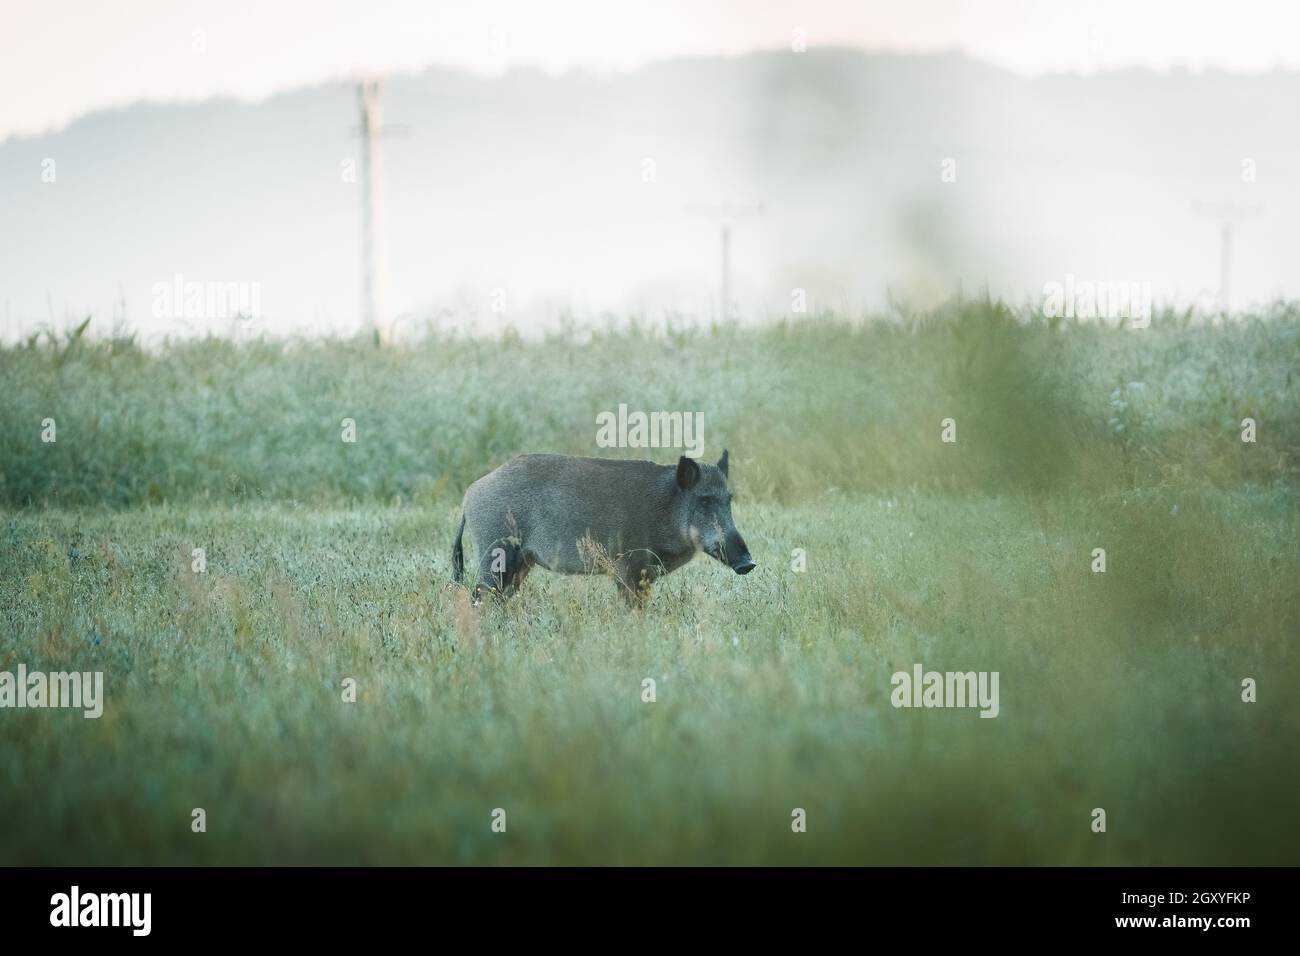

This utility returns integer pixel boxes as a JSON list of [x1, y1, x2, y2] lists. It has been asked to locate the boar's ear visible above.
[[717, 448, 729, 478], [676, 456, 701, 491]]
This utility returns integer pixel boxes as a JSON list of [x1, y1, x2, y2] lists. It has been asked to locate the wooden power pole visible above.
[[354, 81, 409, 344], [1193, 200, 1263, 311], [685, 202, 764, 320], [357, 81, 387, 342]]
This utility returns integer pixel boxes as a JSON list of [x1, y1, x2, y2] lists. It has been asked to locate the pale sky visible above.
[[2, 0, 1298, 141]]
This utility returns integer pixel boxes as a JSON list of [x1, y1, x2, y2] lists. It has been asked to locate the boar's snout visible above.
[[681, 450, 755, 578], [727, 533, 755, 575], [703, 534, 755, 575]]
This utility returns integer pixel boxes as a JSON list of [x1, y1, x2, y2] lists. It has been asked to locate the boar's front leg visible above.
[[615, 553, 661, 609], [474, 537, 529, 603]]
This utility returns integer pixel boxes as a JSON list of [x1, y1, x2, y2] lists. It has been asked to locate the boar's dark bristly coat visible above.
[[452, 450, 755, 606]]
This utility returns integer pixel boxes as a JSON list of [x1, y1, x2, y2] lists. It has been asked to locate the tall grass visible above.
[[1, 299, 1296, 864], [1, 488, 1295, 864], [2, 300, 1296, 508]]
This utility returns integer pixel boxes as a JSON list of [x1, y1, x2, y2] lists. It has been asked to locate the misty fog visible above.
[[2, 49, 1296, 341]]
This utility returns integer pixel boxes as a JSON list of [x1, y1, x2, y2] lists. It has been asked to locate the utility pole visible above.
[[685, 202, 764, 320], [1193, 200, 1262, 311], [353, 80, 410, 344]]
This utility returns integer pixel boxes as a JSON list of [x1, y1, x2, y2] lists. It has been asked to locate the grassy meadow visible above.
[[1, 300, 1297, 864]]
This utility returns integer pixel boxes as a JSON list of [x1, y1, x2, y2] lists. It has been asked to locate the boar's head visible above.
[[676, 449, 755, 575]]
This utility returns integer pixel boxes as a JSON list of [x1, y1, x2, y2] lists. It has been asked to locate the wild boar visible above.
[[452, 449, 755, 606]]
